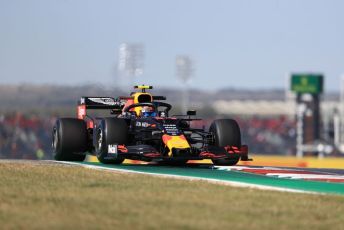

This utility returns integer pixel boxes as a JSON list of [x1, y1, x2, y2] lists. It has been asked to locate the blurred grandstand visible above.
[[0, 84, 341, 159]]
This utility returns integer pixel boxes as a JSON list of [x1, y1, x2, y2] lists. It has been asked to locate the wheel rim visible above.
[[52, 127, 58, 151], [97, 128, 103, 152]]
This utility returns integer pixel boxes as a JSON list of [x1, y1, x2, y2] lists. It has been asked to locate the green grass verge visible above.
[[0, 161, 344, 230]]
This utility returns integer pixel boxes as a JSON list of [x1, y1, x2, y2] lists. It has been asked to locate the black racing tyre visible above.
[[52, 118, 87, 161], [95, 118, 128, 164], [209, 119, 241, 166]]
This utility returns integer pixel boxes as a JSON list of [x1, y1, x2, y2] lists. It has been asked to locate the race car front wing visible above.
[[105, 144, 252, 161]]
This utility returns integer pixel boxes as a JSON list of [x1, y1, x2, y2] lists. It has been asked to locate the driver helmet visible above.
[[141, 106, 156, 117]]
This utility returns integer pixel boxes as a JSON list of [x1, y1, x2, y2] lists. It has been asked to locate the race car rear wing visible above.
[[79, 97, 123, 109], [77, 96, 166, 120], [77, 97, 124, 119]]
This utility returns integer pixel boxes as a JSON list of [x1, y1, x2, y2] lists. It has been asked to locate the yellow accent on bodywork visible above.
[[136, 85, 152, 90], [163, 135, 190, 157]]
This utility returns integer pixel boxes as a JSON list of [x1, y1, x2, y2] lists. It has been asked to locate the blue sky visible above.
[[0, 0, 343, 91]]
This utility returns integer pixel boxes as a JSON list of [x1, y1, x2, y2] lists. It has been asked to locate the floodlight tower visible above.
[[176, 56, 194, 113], [118, 43, 144, 89]]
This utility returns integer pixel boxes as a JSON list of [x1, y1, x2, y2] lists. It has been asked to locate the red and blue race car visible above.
[[52, 85, 251, 165]]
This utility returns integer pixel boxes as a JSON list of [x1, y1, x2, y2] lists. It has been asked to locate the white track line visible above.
[[267, 173, 344, 179], [216, 166, 284, 171]]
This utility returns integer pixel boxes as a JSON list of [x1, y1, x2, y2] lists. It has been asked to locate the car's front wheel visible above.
[[95, 118, 128, 164], [209, 119, 241, 166]]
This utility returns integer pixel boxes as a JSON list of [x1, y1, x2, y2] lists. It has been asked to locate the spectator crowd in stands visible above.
[[0, 113, 297, 160], [235, 116, 296, 155], [0, 113, 54, 160]]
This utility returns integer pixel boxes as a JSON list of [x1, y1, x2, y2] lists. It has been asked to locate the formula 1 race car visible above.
[[52, 85, 251, 165]]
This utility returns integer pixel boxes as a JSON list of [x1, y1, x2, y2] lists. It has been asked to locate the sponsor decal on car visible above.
[[136, 121, 150, 128], [108, 144, 118, 154], [89, 97, 116, 106], [163, 124, 180, 135]]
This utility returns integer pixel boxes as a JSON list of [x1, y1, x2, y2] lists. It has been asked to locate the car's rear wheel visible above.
[[209, 119, 241, 166], [52, 118, 87, 161], [95, 118, 128, 164]]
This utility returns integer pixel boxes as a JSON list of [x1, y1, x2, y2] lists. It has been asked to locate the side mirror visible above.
[[187, 110, 196, 116]]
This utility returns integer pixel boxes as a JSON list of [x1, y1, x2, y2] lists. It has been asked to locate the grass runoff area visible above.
[[0, 161, 344, 230]]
